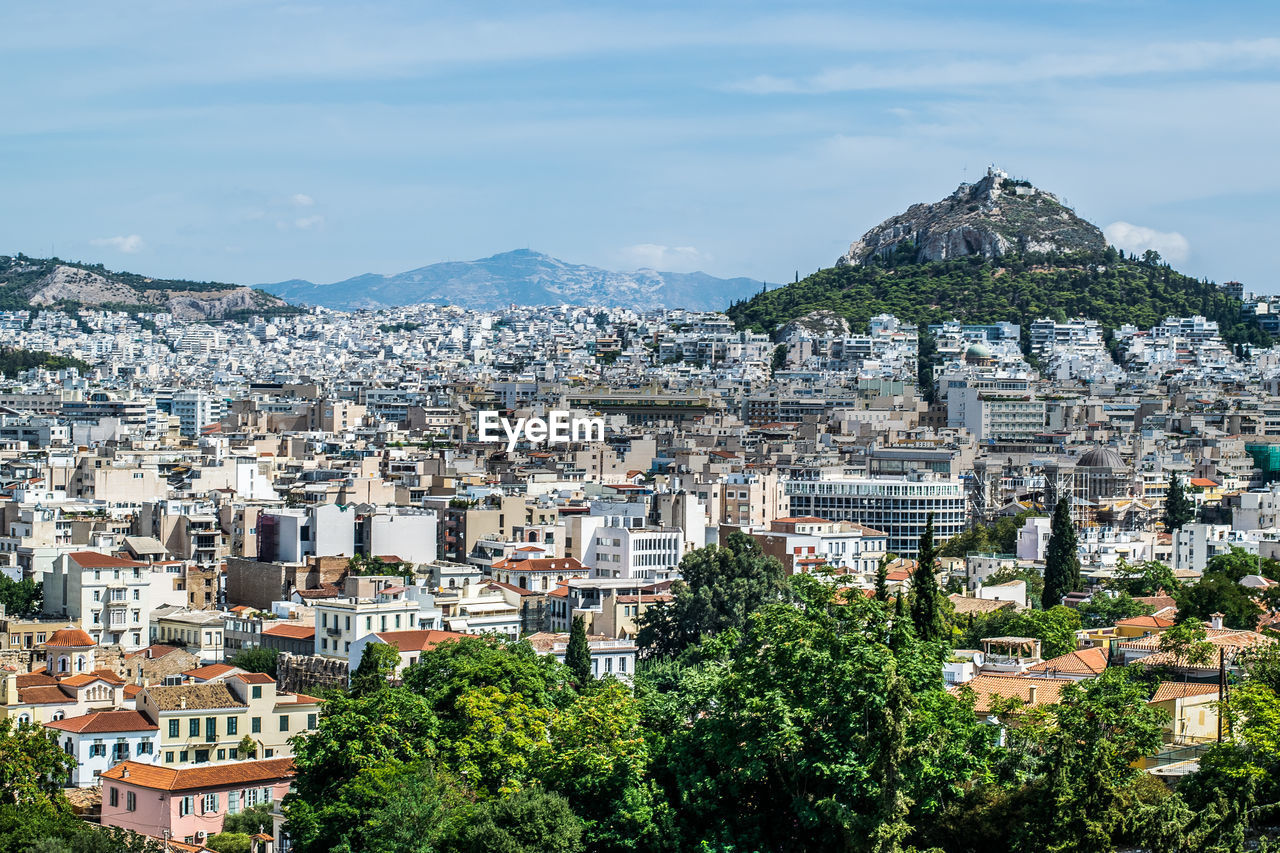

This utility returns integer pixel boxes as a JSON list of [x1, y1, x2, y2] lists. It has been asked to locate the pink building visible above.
[[100, 757, 294, 846]]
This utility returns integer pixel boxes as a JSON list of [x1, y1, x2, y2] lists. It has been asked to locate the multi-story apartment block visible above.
[[43, 552, 151, 650]]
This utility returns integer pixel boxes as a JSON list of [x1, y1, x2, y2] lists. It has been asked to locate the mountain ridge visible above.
[[256, 249, 767, 312]]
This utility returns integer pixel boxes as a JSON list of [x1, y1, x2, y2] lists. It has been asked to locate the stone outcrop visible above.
[[838, 167, 1106, 267]]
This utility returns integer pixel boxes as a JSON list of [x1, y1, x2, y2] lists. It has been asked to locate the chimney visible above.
[[1210, 612, 1224, 630], [179, 696, 186, 710], [122, 766, 130, 778], [1028, 685, 1038, 704]]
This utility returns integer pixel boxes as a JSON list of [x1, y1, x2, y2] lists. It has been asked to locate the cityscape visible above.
[[4, 2, 1280, 852]]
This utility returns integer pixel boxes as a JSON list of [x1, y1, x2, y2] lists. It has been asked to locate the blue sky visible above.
[[3, 1, 1279, 290]]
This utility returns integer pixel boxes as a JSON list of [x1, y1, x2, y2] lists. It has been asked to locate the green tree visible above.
[[1042, 498, 1080, 609], [401, 634, 571, 718], [1075, 592, 1153, 629], [439, 786, 585, 853], [636, 532, 788, 659], [0, 717, 76, 806], [663, 575, 992, 851], [1158, 619, 1215, 668], [874, 553, 895, 602], [350, 641, 401, 696], [0, 576, 42, 619], [229, 646, 279, 679], [222, 803, 273, 835], [205, 833, 252, 853], [1163, 472, 1196, 532], [964, 606, 1083, 659], [1106, 559, 1178, 597], [910, 513, 946, 644], [1176, 547, 1265, 629], [565, 616, 592, 687], [985, 565, 1045, 607]]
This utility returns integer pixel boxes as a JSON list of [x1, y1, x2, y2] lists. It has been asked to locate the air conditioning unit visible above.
[[195, 831, 207, 842]]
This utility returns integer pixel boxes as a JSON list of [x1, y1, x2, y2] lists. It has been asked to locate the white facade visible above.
[[585, 523, 682, 582], [47, 712, 160, 786], [365, 510, 437, 564], [43, 553, 151, 650], [313, 593, 419, 659]]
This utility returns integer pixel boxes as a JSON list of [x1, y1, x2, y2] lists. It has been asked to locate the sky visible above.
[[3, 1, 1279, 290]]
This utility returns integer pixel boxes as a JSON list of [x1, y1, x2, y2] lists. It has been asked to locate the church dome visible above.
[[1077, 446, 1124, 469], [45, 628, 95, 648], [964, 342, 994, 363]]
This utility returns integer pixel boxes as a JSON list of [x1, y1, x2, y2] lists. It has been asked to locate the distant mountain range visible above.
[[257, 249, 767, 311]]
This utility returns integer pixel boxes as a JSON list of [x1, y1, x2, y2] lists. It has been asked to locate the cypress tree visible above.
[[566, 615, 592, 685], [909, 513, 946, 643], [874, 553, 893, 602], [1163, 472, 1195, 532], [1042, 497, 1081, 609]]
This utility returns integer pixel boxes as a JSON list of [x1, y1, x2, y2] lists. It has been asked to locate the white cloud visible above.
[[621, 243, 707, 271], [1104, 221, 1190, 263], [291, 193, 315, 207], [294, 215, 324, 230], [90, 234, 144, 253]]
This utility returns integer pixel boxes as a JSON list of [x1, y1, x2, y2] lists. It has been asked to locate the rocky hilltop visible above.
[[838, 167, 1105, 267], [259, 249, 766, 312], [0, 255, 294, 320]]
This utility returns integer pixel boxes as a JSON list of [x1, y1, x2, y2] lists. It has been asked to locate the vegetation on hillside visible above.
[[727, 247, 1267, 346], [0, 347, 93, 377]]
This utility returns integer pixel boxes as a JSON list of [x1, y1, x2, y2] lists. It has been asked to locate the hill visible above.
[[258, 249, 767, 311], [729, 248, 1264, 346], [839, 166, 1105, 266], [0, 254, 299, 321], [729, 171, 1263, 346]]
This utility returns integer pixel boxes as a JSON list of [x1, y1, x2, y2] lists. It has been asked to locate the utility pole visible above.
[[1218, 646, 1226, 742]]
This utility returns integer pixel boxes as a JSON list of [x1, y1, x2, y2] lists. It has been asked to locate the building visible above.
[[151, 608, 228, 664], [313, 588, 419, 659], [43, 552, 151, 650], [346, 628, 471, 681], [525, 631, 638, 681], [783, 475, 966, 557], [100, 757, 294, 847], [46, 710, 160, 787]]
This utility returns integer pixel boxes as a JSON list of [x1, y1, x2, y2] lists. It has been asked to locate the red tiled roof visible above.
[[1026, 646, 1109, 677], [1150, 681, 1220, 703], [372, 629, 471, 653], [46, 710, 157, 734], [45, 628, 96, 648], [68, 552, 146, 569], [183, 664, 239, 681], [100, 758, 295, 792], [492, 556, 586, 573], [229, 672, 275, 685], [261, 622, 315, 640]]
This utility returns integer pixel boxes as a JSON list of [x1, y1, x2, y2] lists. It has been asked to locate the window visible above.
[[264, 748, 274, 757], [251, 717, 261, 734], [195, 749, 209, 763], [307, 713, 317, 729], [217, 749, 226, 760], [188, 719, 199, 738], [227, 716, 238, 735], [109, 787, 119, 807], [251, 686, 262, 699], [126, 791, 136, 812], [205, 717, 217, 742], [137, 741, 152, 755], [165, 751, 174, 763], [89, 741, 106, 757], [228, 790, 240, 814], [279, 715, 289, 732], [202, 793, 219, 814], [180, 751, 189, 763], [179, 796, 194, 817], [169, 720, 179, 738]]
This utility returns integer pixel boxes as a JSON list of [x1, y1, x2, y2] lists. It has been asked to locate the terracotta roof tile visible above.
[[1026, 646, 1109, 677], [45, 710, 157, 734], [1150, 681, 1221, 703], [144, 683, 246, 712], [261, 622, 315, 640], [372, 629, 471, 652], [100, 758, 295, 792], [955, 675, 1068, 713], [68, 552, 147, 569]]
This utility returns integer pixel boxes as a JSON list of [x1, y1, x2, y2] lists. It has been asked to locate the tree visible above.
[[1075, 592, 1153, 629], [229, 646, 279, 679], [1158, 619, 1215, 668], [663, 575, 992, 851], [223, 803, 273, 835], [448, 686, 551, 797], [1163, 472, 1195, 532], [439, 786, 585, 853], [1175, 547, 1265, 630], [1106, 559, 1178, 598], [874, 553, 895, 602], [565, 616, 592, 686], [963, 606, 1083, 660], [0, 576, 42, 619], [636, 532, 788, 659], [205, 833, 252, 853], [1042, 498, 1080, 609], [350, 641, 401, 696], [910, 514, 946, 644], [0, 717, 76, 806], [985, 565, 1044, 607]]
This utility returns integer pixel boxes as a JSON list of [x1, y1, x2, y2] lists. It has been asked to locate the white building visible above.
[[361, 508, 438, 564], [313, 588, 419, 659], [257, 505, 356, 562], [170, 391, 225, 438], [584, 521, 683, 582], [346, 628, 471, 681], [43, 552, 152, 650], [526, 631, 637, 682], [46, 710, 160, 786]]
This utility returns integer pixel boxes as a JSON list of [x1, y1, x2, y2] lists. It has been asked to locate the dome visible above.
[[964, 342, 994, 362], [45, 628, 95, 648], [1077, 446, 1125, 470]]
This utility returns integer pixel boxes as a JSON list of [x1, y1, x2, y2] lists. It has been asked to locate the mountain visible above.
[[257, 249, 766, 311], [839, 167, 1106, 267], [728, 173, 1265, 347], [0, 255, 296, 321]]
